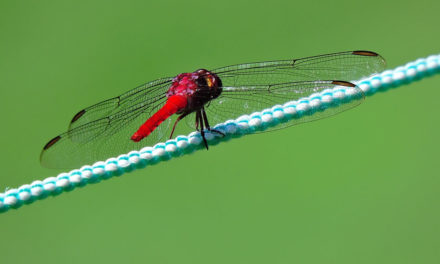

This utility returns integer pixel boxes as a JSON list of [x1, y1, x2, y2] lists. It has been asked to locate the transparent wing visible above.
[[213, 50, 385, 86], [68, 77, 173, 130], [41, 88, 174, 169], [184, 81, 364, 132]]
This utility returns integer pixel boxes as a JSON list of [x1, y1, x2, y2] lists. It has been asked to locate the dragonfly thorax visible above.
[[166, 69, 222, 111]]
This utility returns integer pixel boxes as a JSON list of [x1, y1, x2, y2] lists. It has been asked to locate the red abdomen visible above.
[[131, 95, 187, 142]]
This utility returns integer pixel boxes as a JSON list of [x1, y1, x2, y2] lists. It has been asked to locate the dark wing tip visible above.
[[43, 135, 62, 150], [352, 50, 379, 57], [71, 109, 86, 124], [332, 80, 356, 87]]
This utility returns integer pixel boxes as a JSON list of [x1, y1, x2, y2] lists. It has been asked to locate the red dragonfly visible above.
[[40, 51, 385, 168]]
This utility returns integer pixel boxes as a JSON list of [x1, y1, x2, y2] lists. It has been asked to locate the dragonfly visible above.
[[40, 50, 385, 168]]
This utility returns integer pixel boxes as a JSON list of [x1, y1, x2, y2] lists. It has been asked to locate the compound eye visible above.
[[196, 76, 208, 87]]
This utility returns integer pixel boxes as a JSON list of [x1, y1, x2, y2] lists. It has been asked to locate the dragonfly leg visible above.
[[202, 107, 225, 137], [197, 110, 209, 150], [169, 112, 189, 139], [211, 129, 225, 137]]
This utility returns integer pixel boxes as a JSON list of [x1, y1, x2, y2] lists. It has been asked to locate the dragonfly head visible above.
[[194, 69, 222, 100]]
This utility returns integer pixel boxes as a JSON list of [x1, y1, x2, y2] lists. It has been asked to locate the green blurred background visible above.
[[1, 0, 439, 263]]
